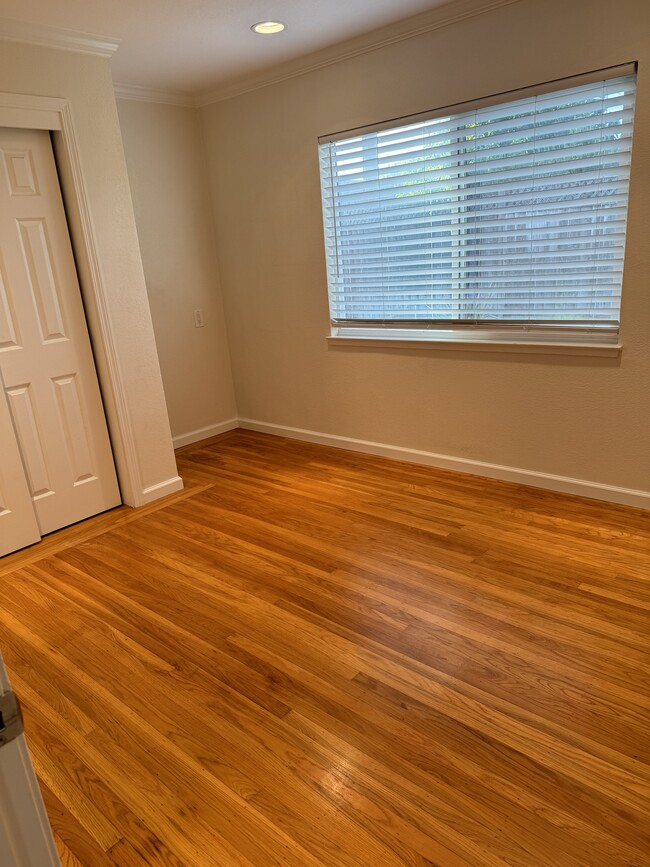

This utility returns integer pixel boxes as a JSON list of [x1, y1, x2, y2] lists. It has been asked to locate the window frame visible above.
[[318, 63, 636, 355]]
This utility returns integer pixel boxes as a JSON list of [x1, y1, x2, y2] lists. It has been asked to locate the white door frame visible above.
[[0, 92, 144, 507], [0, 660, 60, 867]]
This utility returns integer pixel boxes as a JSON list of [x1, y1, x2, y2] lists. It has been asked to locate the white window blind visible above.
[[318, 66, 637, 342]]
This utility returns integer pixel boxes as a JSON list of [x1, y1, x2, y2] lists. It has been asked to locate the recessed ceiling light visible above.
[[251, 21, 286, 35]]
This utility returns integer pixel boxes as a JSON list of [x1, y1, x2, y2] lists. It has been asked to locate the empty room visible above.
[[0, 0, 648, 864]]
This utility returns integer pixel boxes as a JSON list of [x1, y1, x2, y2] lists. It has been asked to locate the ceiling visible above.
[[0, 0, 453, 97]]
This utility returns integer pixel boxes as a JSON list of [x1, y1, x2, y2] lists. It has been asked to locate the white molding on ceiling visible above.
[[0, 17, 120, 57], [196, 0, 523, 106], [113, 82, 197, 108]]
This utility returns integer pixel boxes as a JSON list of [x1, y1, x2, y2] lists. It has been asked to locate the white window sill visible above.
[[327, 335, 621, 357]]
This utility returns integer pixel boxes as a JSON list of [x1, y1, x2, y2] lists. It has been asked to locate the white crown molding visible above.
[[113, 82, 197, 108], [0, 18, 120, 57], [196, 0, 523, 106]]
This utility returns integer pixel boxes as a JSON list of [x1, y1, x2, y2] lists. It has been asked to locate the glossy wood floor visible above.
[[1, 430, 649, 866]]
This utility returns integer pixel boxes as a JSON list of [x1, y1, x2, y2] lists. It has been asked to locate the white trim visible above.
[[173, 419, 239, 449], [55, 101, 145, 506], [0, 660, 58, 867], [238, 419, 650, 510], [197, 0, 523, 105], [113, 82, 197, 108], [140, 476, 184, 504], [327, 336, 622, 357], [0, 93, 65, 130], [0, 737, 60, 867], [0, 18, 120, 58]]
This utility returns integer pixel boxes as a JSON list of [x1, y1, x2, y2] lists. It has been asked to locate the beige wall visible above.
[[201, 0, 650, 494], [116, 99, 237, 441], [0, 42, 180, 503]]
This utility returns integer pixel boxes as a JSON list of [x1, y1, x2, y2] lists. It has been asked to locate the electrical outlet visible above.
[[194, 308, 205, 328]]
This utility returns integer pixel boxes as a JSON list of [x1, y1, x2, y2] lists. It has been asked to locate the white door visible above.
[[0, 655, 60, 867], [0, 367, 41, 556], [0, 127, 120, 539]]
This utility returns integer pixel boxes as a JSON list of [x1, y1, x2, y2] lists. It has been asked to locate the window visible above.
[[318, 64, 637, 348]]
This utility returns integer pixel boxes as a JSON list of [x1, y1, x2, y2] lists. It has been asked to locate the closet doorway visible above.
[[0, 127, 120, 557]]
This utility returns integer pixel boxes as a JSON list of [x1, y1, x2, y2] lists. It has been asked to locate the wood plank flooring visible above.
[[1, 429, 649, 866]]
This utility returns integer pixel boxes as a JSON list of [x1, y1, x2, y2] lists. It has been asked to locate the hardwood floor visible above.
[[1, 429, 649, 866]]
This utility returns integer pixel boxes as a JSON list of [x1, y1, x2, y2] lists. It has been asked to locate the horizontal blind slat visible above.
[[324, 194, 630, 228], [330, 110, 635, 162], [327, 231, 628, 253], [331, 169, 630, 208]]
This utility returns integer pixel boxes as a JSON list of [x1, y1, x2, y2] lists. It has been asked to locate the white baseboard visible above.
[[139, 475, 184, 505], [238, 418, 650, 510], [173, 418, 239, 449]]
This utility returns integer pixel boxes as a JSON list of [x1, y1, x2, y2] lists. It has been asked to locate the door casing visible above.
[[0, 92, 152, 508], [0, 657, 60, 867]]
